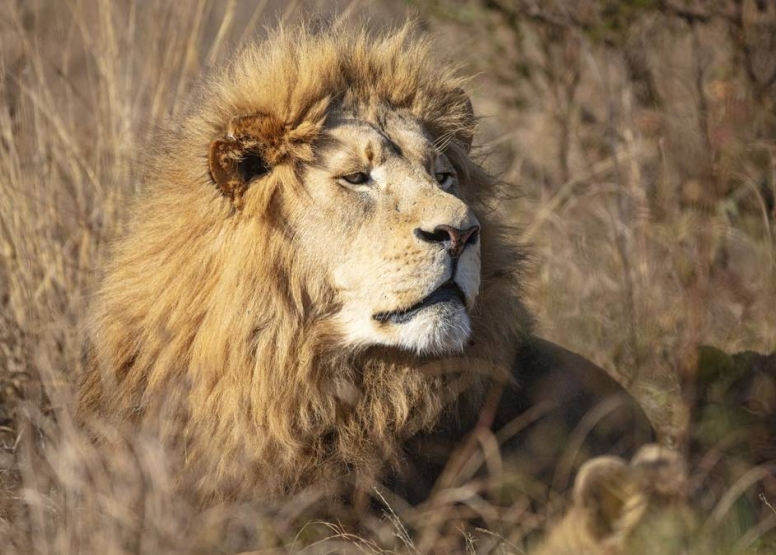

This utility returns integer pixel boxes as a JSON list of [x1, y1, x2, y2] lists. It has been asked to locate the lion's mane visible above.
[[78, 21, 531, 502]]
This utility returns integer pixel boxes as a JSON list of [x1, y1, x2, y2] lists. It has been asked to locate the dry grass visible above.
[[1, 0, 775, 553]]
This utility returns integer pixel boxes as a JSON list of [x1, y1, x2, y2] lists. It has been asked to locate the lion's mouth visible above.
[[373, 281, 466, 324]]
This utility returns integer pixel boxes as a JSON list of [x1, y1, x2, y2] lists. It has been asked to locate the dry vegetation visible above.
[[0, 0, 774, 553]]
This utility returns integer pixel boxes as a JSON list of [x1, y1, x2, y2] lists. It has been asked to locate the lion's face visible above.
[[292, 109, 481, 355]]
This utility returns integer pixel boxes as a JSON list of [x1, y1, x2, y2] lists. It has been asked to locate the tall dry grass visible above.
[[0, 0, 775, 553]]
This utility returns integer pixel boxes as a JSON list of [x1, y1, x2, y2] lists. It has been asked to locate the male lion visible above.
[[77, 22, 650, 507]]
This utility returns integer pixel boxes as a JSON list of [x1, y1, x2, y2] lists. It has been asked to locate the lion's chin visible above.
[[390, 301, 472, 356], [335, 291, 474, 355]]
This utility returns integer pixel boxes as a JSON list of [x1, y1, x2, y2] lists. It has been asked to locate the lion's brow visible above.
[[367, 122, 404, 158], [345, 117, 405, 146]]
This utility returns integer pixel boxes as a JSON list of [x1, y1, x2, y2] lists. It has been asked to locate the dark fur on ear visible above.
[[208, 110, 326, 207], [208, 114, 274, 207], [208, 141, 269, 206]]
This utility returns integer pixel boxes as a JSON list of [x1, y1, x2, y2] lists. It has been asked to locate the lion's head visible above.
[[79, 22, 530, 503], [210, 102, 482, 356]]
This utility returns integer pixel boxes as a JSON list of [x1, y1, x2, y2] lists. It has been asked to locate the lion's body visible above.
[[78, 23, 531, 503], [78, 22, 650, 506]]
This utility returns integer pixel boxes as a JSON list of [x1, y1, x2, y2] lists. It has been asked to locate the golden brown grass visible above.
[[1, 1, 774, 553]]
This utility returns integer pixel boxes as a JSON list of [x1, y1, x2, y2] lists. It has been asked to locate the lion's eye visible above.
[[341, 172, 370, 185], [435, 172, 455, 190]]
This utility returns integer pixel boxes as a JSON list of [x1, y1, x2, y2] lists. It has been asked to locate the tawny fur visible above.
[[77, 22, 531, 504], [533, 446, 698, 555]]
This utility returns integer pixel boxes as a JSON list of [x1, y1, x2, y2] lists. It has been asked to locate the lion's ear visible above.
[[572, 456, 643, 540], [208, 114, 274, 206]]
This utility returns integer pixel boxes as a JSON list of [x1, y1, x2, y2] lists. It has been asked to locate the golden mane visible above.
[[78, 21, 531, 503]]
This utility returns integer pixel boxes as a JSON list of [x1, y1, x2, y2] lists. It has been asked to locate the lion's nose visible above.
[[414, 224, 480, 258]]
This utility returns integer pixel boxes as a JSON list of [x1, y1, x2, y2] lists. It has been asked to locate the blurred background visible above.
[[1, 0, 774, 552]]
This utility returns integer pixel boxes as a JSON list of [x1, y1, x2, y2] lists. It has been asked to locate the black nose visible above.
[[414, 224, 480, 258]]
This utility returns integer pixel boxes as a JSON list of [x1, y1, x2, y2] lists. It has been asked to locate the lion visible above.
[[77, 21, 651, 507], [533, 445, 705, 555]]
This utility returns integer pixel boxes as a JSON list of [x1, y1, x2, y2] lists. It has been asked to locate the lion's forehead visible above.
[[321, 110, 438, 169]]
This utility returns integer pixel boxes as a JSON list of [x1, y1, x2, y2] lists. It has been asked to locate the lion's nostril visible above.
[[414, 224, 480, 258], [414, 227, 451, 244]]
